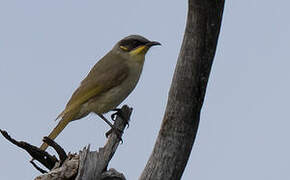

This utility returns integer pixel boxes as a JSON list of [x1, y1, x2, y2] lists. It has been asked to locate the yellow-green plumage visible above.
[[40, 35, 160, 151]]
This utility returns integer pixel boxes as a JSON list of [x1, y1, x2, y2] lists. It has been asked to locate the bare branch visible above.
[[0, 129, 57, 170], [43, 136, 67, 165], [76, 105, 132, 180], [35, 105, 132, 180], [34, 154, 79, 180], [140, 0, 225, 179]]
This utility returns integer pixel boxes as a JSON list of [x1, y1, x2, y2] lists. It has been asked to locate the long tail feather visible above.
[[40, 110, 76, 151]]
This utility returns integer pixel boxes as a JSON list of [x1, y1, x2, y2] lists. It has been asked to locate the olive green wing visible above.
[[56, 52, 129, 120]]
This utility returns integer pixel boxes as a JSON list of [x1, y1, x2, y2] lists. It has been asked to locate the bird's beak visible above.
[[146, 41, 161, 47]]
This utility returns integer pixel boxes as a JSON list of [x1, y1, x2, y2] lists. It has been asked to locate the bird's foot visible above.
[[105, 127, 123, 143], [111, 108, 129, 128], [110, 108, 123, 121]]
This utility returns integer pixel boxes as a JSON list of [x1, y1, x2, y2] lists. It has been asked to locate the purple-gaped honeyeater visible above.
[[39, 35, 160, 151]]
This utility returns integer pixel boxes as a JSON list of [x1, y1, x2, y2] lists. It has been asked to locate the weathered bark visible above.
[[0, 130, 58, 171], [34, 154, 79, 180], [75, 106, 132, 180], [140, 1, 225, 179], [34, 105, 131, 180], [0, 106, 131, 180]]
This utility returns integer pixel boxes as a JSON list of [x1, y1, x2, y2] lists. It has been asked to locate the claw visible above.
[[110, 113, 117, 121], [111, 108, 122, 121], [110, 108, 129, 128]]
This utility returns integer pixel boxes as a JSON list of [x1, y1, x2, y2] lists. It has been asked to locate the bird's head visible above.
[[113, 35, 161, 62]]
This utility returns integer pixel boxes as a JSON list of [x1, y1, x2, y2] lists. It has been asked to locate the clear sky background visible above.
[[1, 1, 290, 180]]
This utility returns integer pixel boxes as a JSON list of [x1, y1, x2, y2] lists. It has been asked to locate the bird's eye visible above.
[[132, 40, 143, 48], [132, 40, 138, 46]]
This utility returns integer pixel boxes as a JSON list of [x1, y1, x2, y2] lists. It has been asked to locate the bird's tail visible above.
[[39, 110, 76, 151]]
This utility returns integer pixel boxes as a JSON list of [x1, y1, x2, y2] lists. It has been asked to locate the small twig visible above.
[[0, 129, 57, 170], [43, 136, 67, 165], [30, 160, 48, 174], [34, 105, 132, 180], [2, 105, 131, 180]]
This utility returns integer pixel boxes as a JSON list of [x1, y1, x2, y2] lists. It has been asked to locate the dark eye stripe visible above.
[[120, 39, 146, 51], [132, 40, 144, 48]]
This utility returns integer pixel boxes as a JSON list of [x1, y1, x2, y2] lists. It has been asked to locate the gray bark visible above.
[[75, 105, 132, 180], [32, 0, 225, 179], [140, 1, 225, 179], [34, 105, 131, 180]]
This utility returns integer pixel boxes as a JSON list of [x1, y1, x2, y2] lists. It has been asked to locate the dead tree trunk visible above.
[[1, 0, 225, 179], [140, 0, 225, 179]]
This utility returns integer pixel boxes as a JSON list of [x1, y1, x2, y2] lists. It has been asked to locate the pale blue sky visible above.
[[1, 1, 290, 179]]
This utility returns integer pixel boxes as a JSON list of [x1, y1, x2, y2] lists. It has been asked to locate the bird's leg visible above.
[[111, 108, 129, 128], [97, 113, 114, 129], [97, 114, 123, 141]]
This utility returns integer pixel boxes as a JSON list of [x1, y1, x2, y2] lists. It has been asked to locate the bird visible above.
[[39, 35, 161, 151]]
